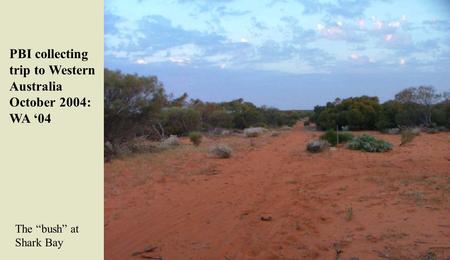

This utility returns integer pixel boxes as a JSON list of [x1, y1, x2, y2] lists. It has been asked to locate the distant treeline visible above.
[[310, 86, 450, 131], [105, 69, 310, 144]]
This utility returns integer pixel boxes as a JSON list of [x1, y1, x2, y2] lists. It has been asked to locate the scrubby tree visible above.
[[161, 107, 201, 136], [104, 69, 167, 143], [313, 96, 380, 130], [395, 86, 443, 126]]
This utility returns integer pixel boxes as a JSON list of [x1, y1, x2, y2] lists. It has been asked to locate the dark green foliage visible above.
[[104, 69, 167, 143], [312, 87, 448, 132], [313, 96, 380, 130], [394, 86, 442, 126], [190, 99, 306, 130], [161, 107, 201, 136], [347, 134, 393, 152], [320, 130, 354, 146], [208, 110, 234, 129], [431, 100, 450, 128], [189, 132, 202, 146], [375, 100, 403, 130]]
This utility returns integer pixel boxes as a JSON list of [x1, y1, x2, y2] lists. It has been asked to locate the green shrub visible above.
[[320, 130, 354, 146], [189, 132, 202, 146], [347, 134, 393, 152], [161, 107, 201, 136]]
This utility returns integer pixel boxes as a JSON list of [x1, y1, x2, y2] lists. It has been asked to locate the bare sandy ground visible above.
[[105, 125, 450, 260]]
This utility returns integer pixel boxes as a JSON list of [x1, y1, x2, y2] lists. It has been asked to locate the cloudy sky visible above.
[[105, 0, 450, 109]]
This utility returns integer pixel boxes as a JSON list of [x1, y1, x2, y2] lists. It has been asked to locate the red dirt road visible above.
[[105, 125, 450, 259]]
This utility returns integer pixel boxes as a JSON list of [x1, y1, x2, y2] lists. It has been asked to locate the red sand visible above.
[[105, 125, 450, 259]]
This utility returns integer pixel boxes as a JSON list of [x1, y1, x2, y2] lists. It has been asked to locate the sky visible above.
[[105, 0, 450, 109]]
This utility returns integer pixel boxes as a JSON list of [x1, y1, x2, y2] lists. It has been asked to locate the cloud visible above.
[[280, 16, 317, 43], [423, 19, 450, 32], [297, 0, 381, 18], [134, 15, 226, 52], [175, 0, 241, 14], [105, 0, 450, 79], [133, 44, 204, 65], [105, 11, 122, 35]]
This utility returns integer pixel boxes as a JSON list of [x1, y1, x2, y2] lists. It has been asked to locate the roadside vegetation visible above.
[[104, 69, 448, 159], [104, 69, 309, 159], [310, 87, 449, 131], [320, 130, 354, 146], [347, 135, 393, 152]]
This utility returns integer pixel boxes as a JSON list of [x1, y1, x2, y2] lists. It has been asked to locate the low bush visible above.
[[129, 137, 160, 153], [244, 127, 265, 137], [347, 134, 392, 152], [320, 130, 354, 146], [209, 144, 233, 158], [306, 139, 330, 153], [271, 131, 281, 137], [279, 125, 292, 131], [400, 129, 419, 146], [303, 120, 310, 126], [189, 132, 202, 146], [161, 135, 180, 147]]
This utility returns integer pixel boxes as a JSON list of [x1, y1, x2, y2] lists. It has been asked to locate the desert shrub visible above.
[[400, 128, 419, 146], [189, 132, 202, 146], [244, 127, 265, 137], [104, 69, 167, 144], [279, 125, 292, 131], [128, 137, 161, 153], [161, 135, 180, 147], [208, 127, 229, 136], [306, 140, 330, 153], [313, 96, 380, 130], [209, 110, 234, 129], [385, 128, 400, 135], [431, 100, 450, 128], [303, 120, 310, 126], [161, 107, 201, 136], [320, 130, 353, 146], [210, 144, 233, 158], [347, 134, 392, 152], [271, 131, 281, 137]]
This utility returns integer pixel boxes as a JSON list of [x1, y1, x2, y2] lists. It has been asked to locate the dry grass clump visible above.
[[306, 139, 330, 153], [279, 125, 292, 131], [400, 128, 419, 146], [244, 127, 265, 137], [345, 207, 353, 221], [161, 135, 180, 147], [271, 131, 281, 137], [209, 144, 233, 158]]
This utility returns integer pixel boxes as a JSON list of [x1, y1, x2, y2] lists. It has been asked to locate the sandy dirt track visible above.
[[105, 125, 450, 260]]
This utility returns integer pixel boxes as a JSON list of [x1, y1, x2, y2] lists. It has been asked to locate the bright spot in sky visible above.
[[384, 34, 394, 41], [400, 58, 406, 65], [350, 53, 359, 60], [358, 19, 365, 28]]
